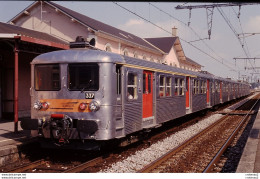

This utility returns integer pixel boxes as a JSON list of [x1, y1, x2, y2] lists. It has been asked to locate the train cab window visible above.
[[159, 75, 165, 97], [166, 77, 171, 96], [68, 63, 99, 91], [127, 72, 137, 100], [35, 64, 60, 91]]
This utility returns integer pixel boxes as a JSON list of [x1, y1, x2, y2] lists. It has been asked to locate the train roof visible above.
[[32, 49, 248, 85], [31, 49, 124, 64]]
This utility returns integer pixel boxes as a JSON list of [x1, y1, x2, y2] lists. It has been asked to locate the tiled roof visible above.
[[46, 2, 160, 52], [144, 37, 177, 53], [0, 21, 68, 46]]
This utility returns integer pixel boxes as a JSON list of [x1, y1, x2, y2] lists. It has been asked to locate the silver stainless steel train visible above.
[[20, 44, 251, 150]]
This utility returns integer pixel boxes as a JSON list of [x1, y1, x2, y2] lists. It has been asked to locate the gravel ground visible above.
[[99, 113, 223, 173]]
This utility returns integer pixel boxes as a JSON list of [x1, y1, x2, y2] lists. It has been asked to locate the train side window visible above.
[[127, 72, 137, 100], [211, 82, 215, 93], [116, 65, 121, 95], [193, 79, 196, 94], [175, 78, 179, 96], [143, 73, 146, 94], [179, 78, 184, 96], [175, 78, 184, 96], [201, 81, 206, 94], [199, 80, 202, 94], [148, 74, 151, 93], [204, 81, 207, 94], [166, 77, 171, 96], [193, 79, 199, 95], [159, 75, 165, 97]]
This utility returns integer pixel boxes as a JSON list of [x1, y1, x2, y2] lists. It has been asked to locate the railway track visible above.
[[138, 94, 260, 173], [3, 157, 104, 173], [1, 94, 256, 173]]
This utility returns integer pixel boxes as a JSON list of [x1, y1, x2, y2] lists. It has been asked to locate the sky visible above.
[[1, 1, 260, 82]]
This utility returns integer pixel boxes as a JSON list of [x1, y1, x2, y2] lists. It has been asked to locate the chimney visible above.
[[172, 27, 177, 37]]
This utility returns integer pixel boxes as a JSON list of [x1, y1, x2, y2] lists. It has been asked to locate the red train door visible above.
[[143, 71, 153, 118], [186, 77, 190, 108], [207, 80, 210, 105]]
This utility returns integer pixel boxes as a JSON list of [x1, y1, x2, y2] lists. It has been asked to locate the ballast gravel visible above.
[[99, 113, 223, 173]]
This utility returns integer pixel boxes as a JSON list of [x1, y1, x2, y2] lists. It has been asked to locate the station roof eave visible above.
[[0, 22, 69, 50], [0, 33, 69, 50]]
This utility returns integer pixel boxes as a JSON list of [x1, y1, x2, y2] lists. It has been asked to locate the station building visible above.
[[0, 1, 202, 125]]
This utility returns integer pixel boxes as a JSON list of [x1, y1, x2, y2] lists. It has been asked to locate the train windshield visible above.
[[34, 64, 60, 91], [68, 63, 99, 91]]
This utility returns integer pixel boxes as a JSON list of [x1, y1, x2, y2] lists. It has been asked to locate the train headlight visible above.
[[33, 101, 49, 110], [89, 101, 100, 112], [42, 102, 49, 109], [79, 103, 87, 110], [33, 101, 42, 110]]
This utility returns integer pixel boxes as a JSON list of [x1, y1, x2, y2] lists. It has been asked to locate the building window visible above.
[[134, 52, 138, 58], [105, 43, 112, 52], [123, 48, 129, 56], [127, 72, 137, 100], [150, 56, 154, 62]]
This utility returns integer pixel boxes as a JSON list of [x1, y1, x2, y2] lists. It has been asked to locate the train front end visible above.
[[20, 49, 124, 149]]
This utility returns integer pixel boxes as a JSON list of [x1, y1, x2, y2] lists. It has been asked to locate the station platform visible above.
[[236, 104, 260, 173], [0, 119, 36, 167]]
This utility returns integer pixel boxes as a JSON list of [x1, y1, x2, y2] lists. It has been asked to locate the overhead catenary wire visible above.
[[113, 2, 238, 72], [217, 7, 255, 73], [149, 3, 238, 69]]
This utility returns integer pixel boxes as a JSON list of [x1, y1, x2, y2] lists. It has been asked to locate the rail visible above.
[[203, 97, 260, 173], [138, 94, 260, 173], [5, 159, 47, 173], [63, 157, 103, 173]]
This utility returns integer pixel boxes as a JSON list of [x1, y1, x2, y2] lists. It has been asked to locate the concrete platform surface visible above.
[[0, 120, 32, 147], [0, 120, 37, 167], [236, 105, 260, 173]]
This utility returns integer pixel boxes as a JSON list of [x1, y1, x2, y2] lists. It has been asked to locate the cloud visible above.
[[124, 19, 144, 26], [117, 18, 181, 38], [245, 15, 260, 32]]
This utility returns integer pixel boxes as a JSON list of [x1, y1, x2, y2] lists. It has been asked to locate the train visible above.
[[20, 41, 251, 150]]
